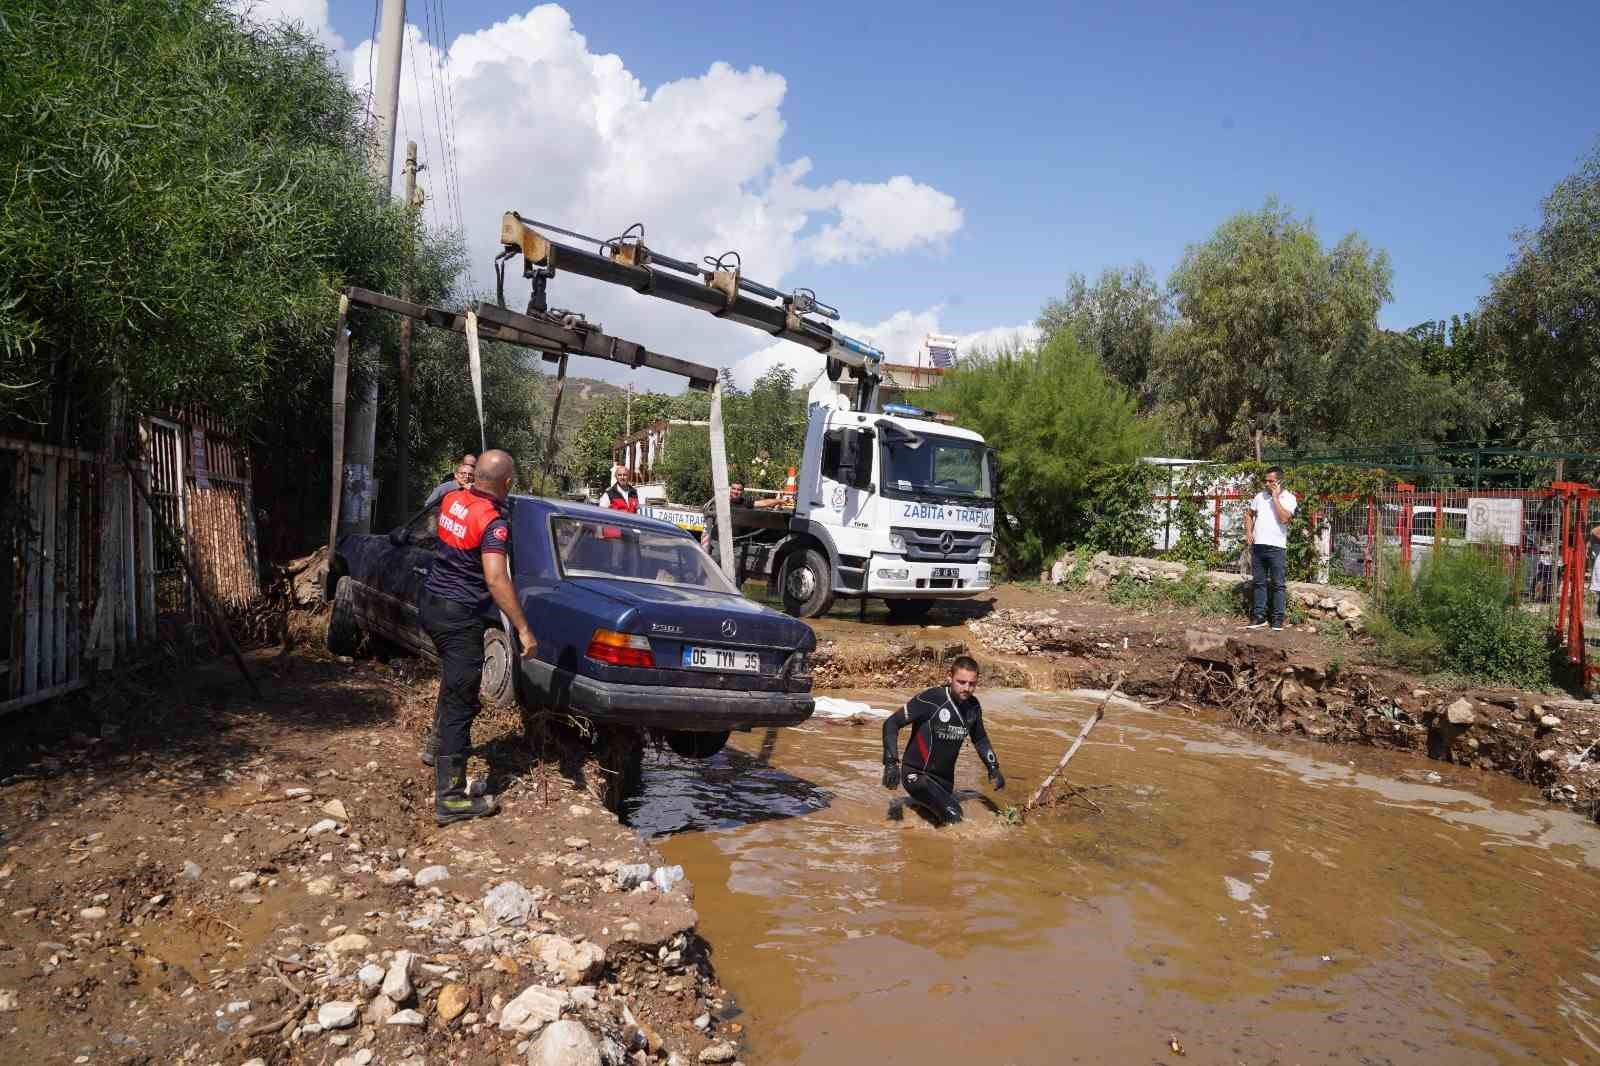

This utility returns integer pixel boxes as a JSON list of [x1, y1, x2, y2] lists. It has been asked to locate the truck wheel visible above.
[[780, 547, 834, 618], [480, 628, 516, 709], [885, 598, 935, 623], [665, 730, 730, 760], [326, 577, 361, 656]]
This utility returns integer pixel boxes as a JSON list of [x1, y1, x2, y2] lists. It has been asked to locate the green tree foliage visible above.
[[1478, 139, 1600, 439], [927, 334, 1150, 575], [1154, 199, 1394, 458], [0, 0, 411, 440], [1037, 264, 1169, 407], [565, 388, 710, 490]]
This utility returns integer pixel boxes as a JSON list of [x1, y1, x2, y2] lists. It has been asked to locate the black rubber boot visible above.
[[434, 754, 498, 826], [419, 720, 438, 767]]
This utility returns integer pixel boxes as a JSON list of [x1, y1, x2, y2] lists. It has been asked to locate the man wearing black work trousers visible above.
[[420, 449, 538, 826]]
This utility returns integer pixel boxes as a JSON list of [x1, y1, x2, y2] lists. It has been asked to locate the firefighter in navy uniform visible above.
[[881, 656, 1005, 824], [420, 449, 538, 826]]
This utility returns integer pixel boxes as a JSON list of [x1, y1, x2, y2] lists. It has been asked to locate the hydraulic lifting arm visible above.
[[498, 212, 885, 411]]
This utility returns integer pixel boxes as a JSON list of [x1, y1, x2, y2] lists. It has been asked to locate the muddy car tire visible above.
[[664, 729, 730, 760], [481, 627, 516, 709], [327, 577, 362, 656], [885, 598, 935, 623], [780, 547, 834, 618], [590, 724, 646, 812]]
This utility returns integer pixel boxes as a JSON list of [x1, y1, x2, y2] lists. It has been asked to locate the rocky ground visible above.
[[0, 650, 745, 1066], [3, 575, 1598, 1066]]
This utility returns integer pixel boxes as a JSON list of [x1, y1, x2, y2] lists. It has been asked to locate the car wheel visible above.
[[780, 547, 834, 618], [664, 730, 730, 760], [327, 576, 362, 656], [885, 598, 935, 623], [481, 627, 516, 709]]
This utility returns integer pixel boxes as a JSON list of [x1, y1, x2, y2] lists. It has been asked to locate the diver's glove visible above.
[[882, 758, 901, 790], [988, 766, 1006, 791]]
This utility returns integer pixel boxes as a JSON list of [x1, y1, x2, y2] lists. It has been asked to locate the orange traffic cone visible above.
[[782, 467, 798, 502]]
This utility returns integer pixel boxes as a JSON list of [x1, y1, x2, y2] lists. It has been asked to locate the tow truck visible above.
[[498, 213, 999, 619]]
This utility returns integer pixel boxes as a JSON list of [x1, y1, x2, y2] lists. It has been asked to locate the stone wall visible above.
[[1051, 551, 1366, 629]]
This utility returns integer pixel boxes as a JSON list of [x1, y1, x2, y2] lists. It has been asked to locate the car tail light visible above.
[[586, 629, 655, 668]]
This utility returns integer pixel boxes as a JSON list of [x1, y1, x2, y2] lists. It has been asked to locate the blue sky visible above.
[[307, 0, 1596, 375]]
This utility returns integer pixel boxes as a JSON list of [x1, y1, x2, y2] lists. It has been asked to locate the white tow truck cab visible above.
[[721, 374, 998, 620]]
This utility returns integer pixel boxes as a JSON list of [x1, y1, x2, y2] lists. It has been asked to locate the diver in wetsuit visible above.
[[881, 656, 1005, 824]]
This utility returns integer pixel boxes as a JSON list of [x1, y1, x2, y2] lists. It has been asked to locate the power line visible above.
[[404, 21, 444, 232], [427, 0, 466, 239], [362, 0, 381, 126]]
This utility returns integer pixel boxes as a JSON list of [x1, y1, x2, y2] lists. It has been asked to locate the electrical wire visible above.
[[431, 0, 469, 242], [362, 0, 381, 125]]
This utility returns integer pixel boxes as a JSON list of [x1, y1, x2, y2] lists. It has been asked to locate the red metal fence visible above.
[[1151, 483, 1600, 689]]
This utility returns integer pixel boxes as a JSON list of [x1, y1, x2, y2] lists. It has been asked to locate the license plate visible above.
[[682, 646, 761, 672], [931, 567, 960, 579]]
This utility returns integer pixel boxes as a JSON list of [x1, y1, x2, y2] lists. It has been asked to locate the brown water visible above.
[[626, 690, 1600, 1065]]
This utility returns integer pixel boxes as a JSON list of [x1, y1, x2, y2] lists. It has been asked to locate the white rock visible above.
[[498, 985, 570, 1035], [322, 799, 350, 821], [1542, 715, 1563, 728], [415, 865, 450, 887], [386, 1008, 426, 1026], [242, 1060, 267, 1066], [0, 989, 17, 1012], [534, 934, 607, 985], [180, 861, 202, 880], [79, 907, 107, 921], [1445, 698, 1476, 726], [382, 950, 415, 1001], [325, 933, 370, 958], [285, 787, 311, 797], [484, 881, 542, 926], [306, 876, 336, 896], [357, 963, 386, 994], [333, 1051, 376, 1066], [1537, 749, 1559, 763], [614, 864, 651, 891], [229, 873, 257, 891], [699, 1043, 737, 1064], [364, 994, 397, 1026], [528, 1018, 603, 1066], [378, 867, 414, 886], [317, 1001, 360, 1030], [306, 819, 339, 837], [563, 837, 590, 850], [693, 1013, 710, 1030], [651, 865, 685, 893]]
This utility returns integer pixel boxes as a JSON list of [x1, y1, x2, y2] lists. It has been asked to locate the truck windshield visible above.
[[880, 433, 993, 502], [552, 517, 736, 593]]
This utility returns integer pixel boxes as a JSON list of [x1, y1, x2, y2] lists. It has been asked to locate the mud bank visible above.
[[812, 605, 1600, 820], [0, 650, 744, 1066]]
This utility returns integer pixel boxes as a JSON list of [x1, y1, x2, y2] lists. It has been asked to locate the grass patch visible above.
[[1369, 546, 1553, 688], [1106, 566, 1247, 617]]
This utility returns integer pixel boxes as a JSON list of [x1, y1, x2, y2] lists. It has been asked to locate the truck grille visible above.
[[891, 526, 985, 563]]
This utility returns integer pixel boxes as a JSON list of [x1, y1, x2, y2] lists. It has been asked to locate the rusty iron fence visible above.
[[3, 412, 259, 714]]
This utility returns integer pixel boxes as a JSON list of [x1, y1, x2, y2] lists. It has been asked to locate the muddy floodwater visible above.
[[625, 690, 1600, 1065]]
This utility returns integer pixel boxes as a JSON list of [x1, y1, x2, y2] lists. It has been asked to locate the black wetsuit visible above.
[[882, 685, 1001, 825]]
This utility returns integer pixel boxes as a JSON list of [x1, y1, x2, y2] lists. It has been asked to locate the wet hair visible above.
[[950, 655, 979, 677]]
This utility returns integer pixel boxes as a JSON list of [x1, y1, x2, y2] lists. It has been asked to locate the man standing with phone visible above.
[[1244, 466, 1297, 633]]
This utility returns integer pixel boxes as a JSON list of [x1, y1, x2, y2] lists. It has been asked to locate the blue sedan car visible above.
[[328, 496, 817, 761]]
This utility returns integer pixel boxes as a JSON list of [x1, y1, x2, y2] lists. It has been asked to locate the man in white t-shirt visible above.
[[1244, 466, 1297, 632]]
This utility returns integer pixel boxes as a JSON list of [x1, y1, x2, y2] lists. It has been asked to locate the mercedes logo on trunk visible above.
[[720, 619, 738, 638], [938, 531, 956, 554]]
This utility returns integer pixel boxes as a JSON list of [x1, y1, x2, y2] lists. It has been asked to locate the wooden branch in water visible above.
[[1025, 674, 1123, 812]]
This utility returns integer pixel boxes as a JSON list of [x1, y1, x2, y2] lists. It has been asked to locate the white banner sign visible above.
[[1466, 497, 1522, 547]]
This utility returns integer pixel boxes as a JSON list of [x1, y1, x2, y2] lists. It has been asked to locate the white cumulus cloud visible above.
[[263, 3, 1016, 388], [232, 0, 346, 54]]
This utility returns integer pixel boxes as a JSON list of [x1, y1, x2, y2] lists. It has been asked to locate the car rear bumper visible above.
[[519, 659, 814, 732]]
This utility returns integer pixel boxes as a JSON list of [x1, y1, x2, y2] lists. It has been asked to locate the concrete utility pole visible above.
[[338, 0, 406, 538], [396, 141, 420, 523]]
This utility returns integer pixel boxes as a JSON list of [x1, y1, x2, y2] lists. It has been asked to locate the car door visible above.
[[394, 506, 440, 653]]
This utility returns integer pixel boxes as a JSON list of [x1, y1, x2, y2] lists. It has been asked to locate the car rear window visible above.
[[552, 517, 736, 593]]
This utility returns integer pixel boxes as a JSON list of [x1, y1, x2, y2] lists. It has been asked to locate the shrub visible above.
[[1371, 546, 1551, 687]]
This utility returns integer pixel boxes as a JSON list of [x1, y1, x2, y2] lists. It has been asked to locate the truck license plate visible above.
[[682, 646, 761, 672], [931, 567, 960, 579]]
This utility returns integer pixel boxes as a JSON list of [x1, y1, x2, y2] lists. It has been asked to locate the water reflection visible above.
[[622, 740, 832, 837]]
